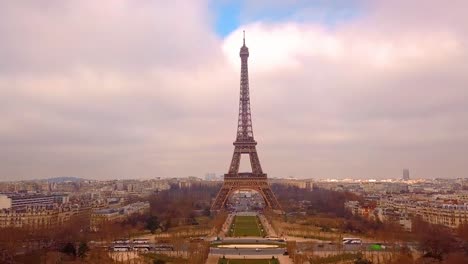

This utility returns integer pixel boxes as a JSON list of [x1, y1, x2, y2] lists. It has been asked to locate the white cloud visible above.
[[222, 22, 461, 71]]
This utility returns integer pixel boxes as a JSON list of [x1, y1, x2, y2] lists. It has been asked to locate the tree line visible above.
[[271, 184, 468, 263]]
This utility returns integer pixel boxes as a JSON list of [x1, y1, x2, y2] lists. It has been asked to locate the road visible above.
[[296, 242, 417, 252], [210, 247, 286, 256], [216, 238, 284, 243]]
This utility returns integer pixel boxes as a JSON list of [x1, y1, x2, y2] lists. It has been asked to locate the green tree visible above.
[[412, 218, 455, 260], [146, 215, 160, 234], [203, 207, 211, 217], [355, 253, 373, 264], [164, 217, 172, 231], [61, 242, 76, 258], [77, 242, 89, 259]]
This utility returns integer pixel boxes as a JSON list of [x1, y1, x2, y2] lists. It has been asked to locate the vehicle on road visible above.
[[112, 245, 131, 252], [113, 238, 131, 244], [265, 236, 283, 241], [189, 237, 205, 242], [154, 244, 174, 251], [133, 238, 150, 244], [342, 238, 362, 245], [133, 244, 151, 252], [369, 243, 386, 250]]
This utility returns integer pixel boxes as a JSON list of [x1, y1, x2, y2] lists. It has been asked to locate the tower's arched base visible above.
[[211, 173, 282, 211]]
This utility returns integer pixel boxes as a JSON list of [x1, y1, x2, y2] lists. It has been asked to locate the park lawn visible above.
[[218, 258, 280, 264], [229, 216, 265, 237]]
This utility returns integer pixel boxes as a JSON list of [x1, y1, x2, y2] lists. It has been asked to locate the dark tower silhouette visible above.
[[402, 169, 410, 181], [211, 32, 282, 211]]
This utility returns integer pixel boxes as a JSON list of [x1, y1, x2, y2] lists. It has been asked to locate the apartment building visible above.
[[90, 201, 149, 231]]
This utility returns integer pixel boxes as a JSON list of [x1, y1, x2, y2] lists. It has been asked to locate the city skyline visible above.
[[1, 1, 468, 180]]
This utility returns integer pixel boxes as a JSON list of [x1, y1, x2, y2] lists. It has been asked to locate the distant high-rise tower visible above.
[[211, 32, 282, 211], [402, 169, 410, 181], [205, 173, 216, 181]]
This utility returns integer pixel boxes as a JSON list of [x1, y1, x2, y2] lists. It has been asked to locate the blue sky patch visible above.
[[211, 0, 363, 36]]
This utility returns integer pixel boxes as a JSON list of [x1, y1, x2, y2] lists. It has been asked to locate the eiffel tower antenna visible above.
[[243, 30, 245, 46]]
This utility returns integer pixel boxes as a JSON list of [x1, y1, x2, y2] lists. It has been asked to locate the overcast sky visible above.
[[1, 0, 467, 181]]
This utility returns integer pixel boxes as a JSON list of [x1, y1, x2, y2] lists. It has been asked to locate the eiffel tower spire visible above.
[[236, 30, 254, 142]]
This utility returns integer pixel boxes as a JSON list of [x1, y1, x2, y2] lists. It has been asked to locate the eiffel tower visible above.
[[211, 32, 282, 211]]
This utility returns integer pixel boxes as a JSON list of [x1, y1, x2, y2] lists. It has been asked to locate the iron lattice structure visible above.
[[211, 33, 282, 211]]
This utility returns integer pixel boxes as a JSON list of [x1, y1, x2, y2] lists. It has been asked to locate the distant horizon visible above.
[[1, 174, 466, 183]]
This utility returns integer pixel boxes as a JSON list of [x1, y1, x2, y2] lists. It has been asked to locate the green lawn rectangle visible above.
[[218, 258, 280, 264], [228, 215, 265, 237]]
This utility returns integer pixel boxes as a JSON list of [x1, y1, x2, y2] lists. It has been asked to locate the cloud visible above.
[[0, 0, 222, 74], [223, 22, 461, 70], [0, 0, 467, 180]]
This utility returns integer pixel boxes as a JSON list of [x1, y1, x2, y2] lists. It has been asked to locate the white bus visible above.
[[154, 244, 174, 251], [113, 245, 131, 252], [265, 237, 285, 242], [114, 238, 131, 244], [342, 238, 362, 245], [132, 244, 151, 252], [133, 238, 150, 244]]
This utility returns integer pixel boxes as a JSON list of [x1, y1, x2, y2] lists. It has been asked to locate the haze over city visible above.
[[1, 0, 468, 181]]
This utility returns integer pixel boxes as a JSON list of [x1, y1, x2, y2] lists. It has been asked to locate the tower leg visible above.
[[259, 187, 282, 210], [228, 152, 241, 174], [211, 184, 231, 211], [249, 151, 263, 174]]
